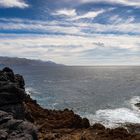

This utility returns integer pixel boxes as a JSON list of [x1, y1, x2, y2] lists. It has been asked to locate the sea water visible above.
[[3, 66, 140, 127]]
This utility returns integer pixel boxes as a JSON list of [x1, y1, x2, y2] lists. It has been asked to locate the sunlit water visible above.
[[1, 66, 140, 127]]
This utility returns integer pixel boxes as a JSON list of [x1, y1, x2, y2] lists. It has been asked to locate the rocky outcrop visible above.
[[0, 67, 140, 140], [0, 67, 38, 139], [0, 67, 26, 120]]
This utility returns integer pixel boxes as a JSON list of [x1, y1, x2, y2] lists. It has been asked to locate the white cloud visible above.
[[0, 18, 139, 35], [0, 16, 140, 65], [52, 9, 105, 20], [52, 9, 77, 17], [71, 10, 105, 20], [0, 0, 29, 8], [109, 15, 135, 24], [0, 22, 82, 35], [87, 23, 140, 34], [0, 33, 140, 65], [73, 0, 140, 7]]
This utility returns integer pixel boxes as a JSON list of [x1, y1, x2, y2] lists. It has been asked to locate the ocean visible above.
[[2, 66, 140, 127]]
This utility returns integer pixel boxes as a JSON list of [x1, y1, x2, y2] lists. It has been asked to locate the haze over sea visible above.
[[3, 65, 140, 127]]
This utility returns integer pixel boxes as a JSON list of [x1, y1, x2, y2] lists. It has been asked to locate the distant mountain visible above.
[[0, 56, 64, 66]]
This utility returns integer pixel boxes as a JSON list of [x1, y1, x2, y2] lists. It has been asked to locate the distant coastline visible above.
[[0, 56, 64, 66]]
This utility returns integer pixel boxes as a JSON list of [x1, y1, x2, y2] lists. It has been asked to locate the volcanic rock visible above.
[[0, 110, 38, 140]]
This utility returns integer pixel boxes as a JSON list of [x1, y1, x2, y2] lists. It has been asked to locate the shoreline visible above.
[[0, 67, 140, 140], [26, 86, 140, 129]]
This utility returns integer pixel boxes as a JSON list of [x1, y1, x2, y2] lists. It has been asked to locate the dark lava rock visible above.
[[0, 67, 38, 140], [92, 123, 106, 130], [0, 129, 8, 140], [2, 67, 13, 73], [81, 118, 90, 128], [15, 74, 25, 89], [135, 103, 140, 108], [125, 123, 140, 134], [2, 67, 15, 82], [0, 104, 26, 120], [0, 84, 25, 106], [0, 67, 26, 119], [0, 110, 38, 140]]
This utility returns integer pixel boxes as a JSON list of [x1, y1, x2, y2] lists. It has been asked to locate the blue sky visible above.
[[0, 0, 140, 65]]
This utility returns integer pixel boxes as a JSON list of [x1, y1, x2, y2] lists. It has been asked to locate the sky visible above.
[[0, 0, 140, 65]]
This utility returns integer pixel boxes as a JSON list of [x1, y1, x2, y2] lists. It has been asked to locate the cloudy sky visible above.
[[0, 0, 140, 65]]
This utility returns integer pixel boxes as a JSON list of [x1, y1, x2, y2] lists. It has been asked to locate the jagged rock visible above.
[[24, 102, 90, 130], [0, 110, 38, 140], [15, 74, 25, 89], [0, 130, 8, 140], [125, 123, 140, 134], [0, 104, 26, 120], [0, 71, 10, 82], [2, 67, 15, 82], [92, 123, 106, 130], [2, 67, 13, 73], [0, 83, 26, 119], [0, 67, 38, 139], [0, 85, 25, 106], [0, 68, 26, 119]]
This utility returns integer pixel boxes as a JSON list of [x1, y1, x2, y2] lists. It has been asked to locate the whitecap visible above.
[[25, 87, 41, 95], [84, 96, 140, 128], [85, 108, 140, 128], [25, 87, 34, 95]]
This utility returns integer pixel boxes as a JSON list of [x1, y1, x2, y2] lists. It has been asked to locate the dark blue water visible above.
[[2, 66, 140, 127]]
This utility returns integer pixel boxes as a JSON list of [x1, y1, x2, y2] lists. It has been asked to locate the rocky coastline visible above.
[[0, 67, 140, 140]]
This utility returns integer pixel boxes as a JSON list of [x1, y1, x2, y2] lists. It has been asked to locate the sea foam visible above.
[[84, 96, 140, 128]]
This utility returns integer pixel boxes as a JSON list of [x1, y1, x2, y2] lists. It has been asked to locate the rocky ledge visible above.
[[0, 67, 140, 140]]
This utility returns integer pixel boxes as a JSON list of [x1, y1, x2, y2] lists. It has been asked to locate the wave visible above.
[[25, 87, 140, 128], [84, 96, 140, 128], [25, 87, 34, 95], [86, 108, 140, 128]]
